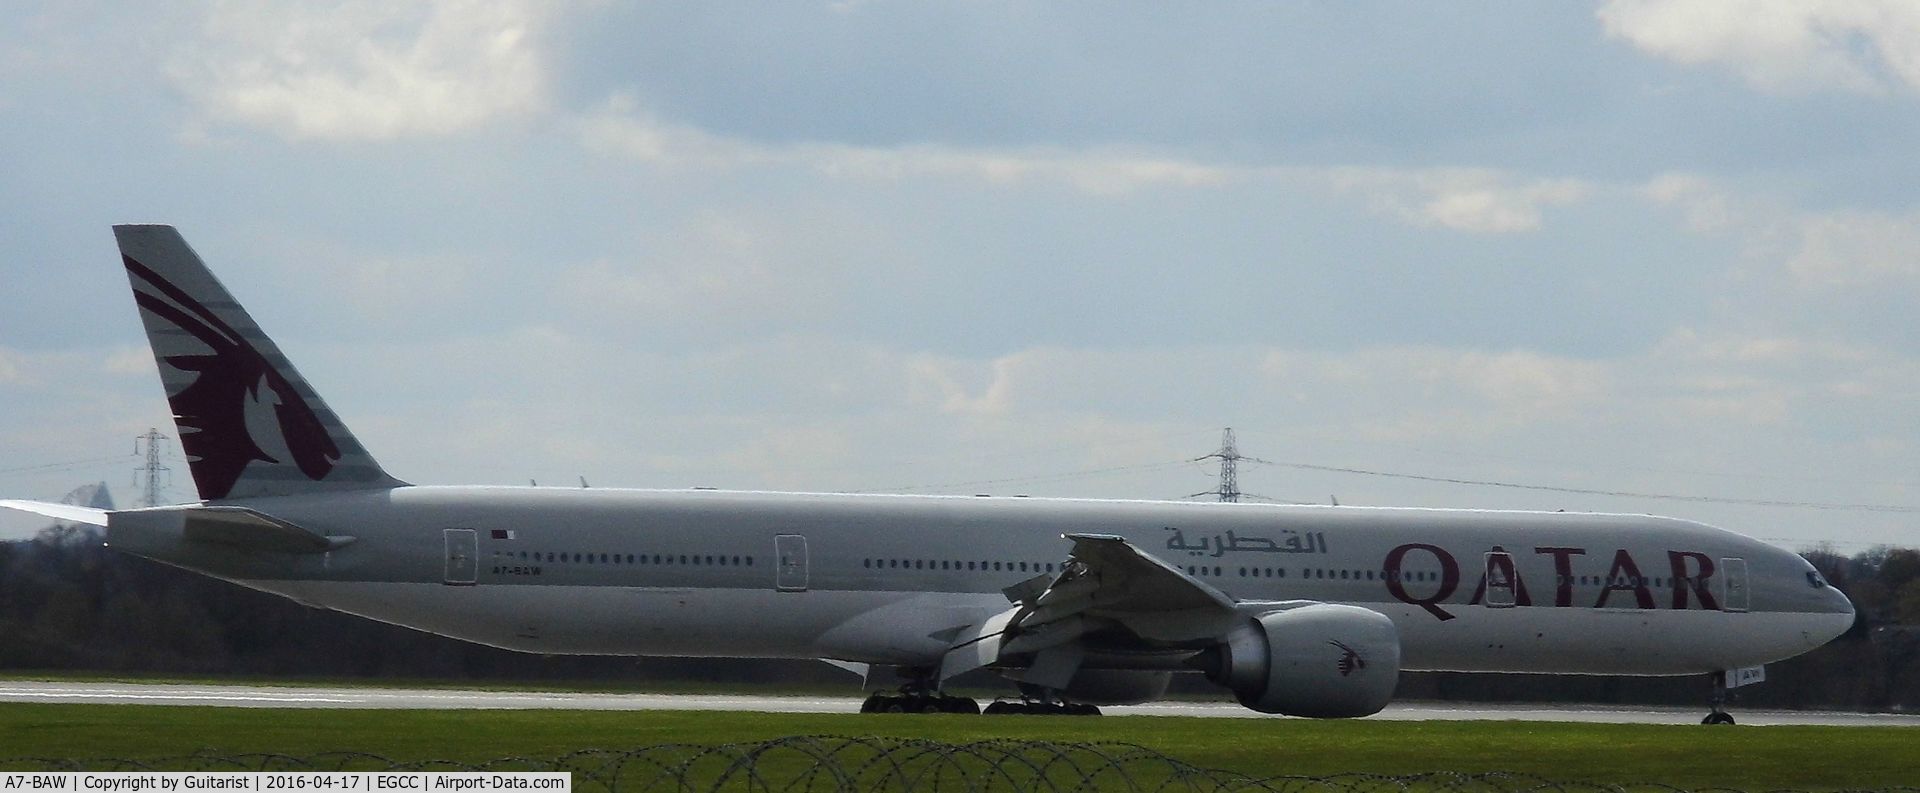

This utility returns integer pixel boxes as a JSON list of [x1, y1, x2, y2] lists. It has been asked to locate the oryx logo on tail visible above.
[[124, 255, 339, 498], [114, 225, 405, 501]]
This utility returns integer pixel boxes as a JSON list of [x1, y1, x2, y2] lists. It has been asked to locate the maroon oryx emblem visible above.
[[123, 254, 341, 499], [1329, 640, 1365, 677]]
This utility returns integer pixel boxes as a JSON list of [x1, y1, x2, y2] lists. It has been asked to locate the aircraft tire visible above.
[[1702, 712, 1735, 725], [942, 696, 981, 714]]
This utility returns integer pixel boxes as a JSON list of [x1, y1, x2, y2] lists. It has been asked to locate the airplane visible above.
[[0, 225, 1854, 723]]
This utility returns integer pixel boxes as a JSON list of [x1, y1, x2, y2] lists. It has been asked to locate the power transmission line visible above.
[[0, 454, 139, 475], [1257, 459, 1920, 513]]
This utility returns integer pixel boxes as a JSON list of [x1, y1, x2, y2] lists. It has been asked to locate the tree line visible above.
[[3, 525, 1915, 710]]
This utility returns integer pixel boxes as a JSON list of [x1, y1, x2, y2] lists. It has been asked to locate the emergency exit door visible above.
[[443, 528, 478, 586], [775, 534, 809, 592], [1721, 557, 1749, 612]]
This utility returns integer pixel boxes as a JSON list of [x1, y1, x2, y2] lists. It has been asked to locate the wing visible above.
[[941, 533, 1277, 688]]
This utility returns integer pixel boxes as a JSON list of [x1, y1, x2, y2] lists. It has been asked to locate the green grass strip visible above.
[[0, 704, 1913, 790]]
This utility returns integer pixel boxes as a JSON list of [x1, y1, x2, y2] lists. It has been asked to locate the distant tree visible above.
[[1880, 549, 1920, 598], [1895, 580, 1920, 626]]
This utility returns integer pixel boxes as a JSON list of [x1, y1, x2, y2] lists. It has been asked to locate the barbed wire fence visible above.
[[3, 736, 1911, 793]]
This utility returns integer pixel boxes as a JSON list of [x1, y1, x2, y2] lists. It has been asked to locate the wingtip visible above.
[[0, 499, 112, 527]]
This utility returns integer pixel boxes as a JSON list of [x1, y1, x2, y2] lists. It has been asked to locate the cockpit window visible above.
[[1806, 571, 1828, 589]]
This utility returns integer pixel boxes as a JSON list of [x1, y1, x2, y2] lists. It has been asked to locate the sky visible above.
[[2, 1, 1917, 550]]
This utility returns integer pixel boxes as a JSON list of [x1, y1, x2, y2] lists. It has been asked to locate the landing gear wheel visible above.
[[940, 696, 981, 714], [1701, 670, 1737, 726]]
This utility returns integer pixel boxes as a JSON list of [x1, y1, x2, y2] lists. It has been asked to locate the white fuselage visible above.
[[107, 486, 1856, 678]]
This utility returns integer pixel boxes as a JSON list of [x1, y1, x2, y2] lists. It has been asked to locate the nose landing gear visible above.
[[1701, 671, 1736, 725]]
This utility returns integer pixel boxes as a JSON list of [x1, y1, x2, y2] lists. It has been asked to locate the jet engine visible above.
[[1062, 669, 1172, 705], [1202, 603, 1400, 717]]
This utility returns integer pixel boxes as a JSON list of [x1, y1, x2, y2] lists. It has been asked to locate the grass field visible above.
[[1, 704, 1915, 790]]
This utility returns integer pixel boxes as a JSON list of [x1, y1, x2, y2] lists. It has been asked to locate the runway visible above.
[[0, 680, 1914, 726]]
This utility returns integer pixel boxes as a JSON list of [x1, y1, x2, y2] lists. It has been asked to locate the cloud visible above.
[[577, 96, 1234, 196], [574, 98, 766, 168], [1329, 168, 1590, 233], [1787, 209, 1920, 287], [1644, 172, 1920, 289], [335, 254, 476, 318], [1599, 0, 1920, 95], [169, 0, 553, 140], [581, 96, 1602, 231], [1641, 173, 1747, 233], [1261, 346, 1610, 441], [1654, 327, 1871, 367], [907, 352, 1033, 417], [718, 424, 857, 488], [550, 210, 888, 336], [100, 346, 157, 377], [0, 348, 20, 384]]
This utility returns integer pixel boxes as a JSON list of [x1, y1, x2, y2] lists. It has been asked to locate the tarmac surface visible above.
[[0, 680, 1915, 726]]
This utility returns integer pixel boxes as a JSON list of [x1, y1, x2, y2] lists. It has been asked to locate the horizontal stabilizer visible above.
[[182, 506, 354, 554], [0, 499, 110, 527]]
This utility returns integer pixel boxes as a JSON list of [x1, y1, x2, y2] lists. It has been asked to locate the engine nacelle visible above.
[[1207, 604, 1401, 718], [1062, 669, 1171, 705]]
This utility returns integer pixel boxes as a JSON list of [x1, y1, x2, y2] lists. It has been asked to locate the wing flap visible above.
[[938, 533, 1244, 684], [1052, 533, 1237, 615]]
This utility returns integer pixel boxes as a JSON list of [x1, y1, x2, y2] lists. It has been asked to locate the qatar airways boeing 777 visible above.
[[1, 225, 1854, 723]]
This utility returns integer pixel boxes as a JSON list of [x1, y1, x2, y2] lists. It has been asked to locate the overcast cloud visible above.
[[2, 1, 1917, 549]]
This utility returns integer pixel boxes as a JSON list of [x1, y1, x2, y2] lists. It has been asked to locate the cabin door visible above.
[[1482, 551, 1517, 608], [443, 528, 478, 586], [775, 534, 810, 592], [1720, 557, 1749, 612]]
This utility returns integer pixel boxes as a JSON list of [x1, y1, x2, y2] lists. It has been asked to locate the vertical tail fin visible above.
[[115, 224, 406, 501]]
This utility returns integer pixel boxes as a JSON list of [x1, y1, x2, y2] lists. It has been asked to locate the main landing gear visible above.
[[860, 691, 981, 714], [855, 671, 1099, 715], [1702, 671, 1736, 725], [982, 700, 1101, 716], [859, 669, 980, 714], [981, 682, 1102, 716]]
